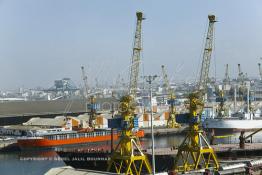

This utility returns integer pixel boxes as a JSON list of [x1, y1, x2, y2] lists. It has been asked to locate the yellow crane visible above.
[[173, 15, 219, 172], [80, 66, 98, 128], [217, 64, 230, 118], [161, 65, 180, 128], [87, 95, 97, 128], [107, 12, 152, 175]]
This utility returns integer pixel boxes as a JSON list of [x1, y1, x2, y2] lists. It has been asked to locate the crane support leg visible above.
[[107, 95, 152, 175], [107, 135, 152, 174], [174, 130, 219, 172], [173, 92, 219, 172]]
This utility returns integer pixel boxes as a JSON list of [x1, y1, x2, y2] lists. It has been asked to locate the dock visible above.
[[45, 166, 168, 175], [45, 166, 121, 175], [146, 143, 262, 157], [143, 125, 188, 137], [0, 137, 17, 151]]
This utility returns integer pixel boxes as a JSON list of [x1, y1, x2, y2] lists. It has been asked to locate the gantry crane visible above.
[[107, 12, 152, 175], [81, 66, 88, 98], [173, 15, 219, 172], [161, 65, 180, 128]]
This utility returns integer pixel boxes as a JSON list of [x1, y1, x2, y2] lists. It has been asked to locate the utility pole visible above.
[[144, 75, 157, 175]]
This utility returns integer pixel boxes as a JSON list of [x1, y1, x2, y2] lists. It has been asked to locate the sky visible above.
[[0, 0, 262, 90]]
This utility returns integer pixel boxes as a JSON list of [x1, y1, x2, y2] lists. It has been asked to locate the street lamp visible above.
[[144, 75, 157, 175]]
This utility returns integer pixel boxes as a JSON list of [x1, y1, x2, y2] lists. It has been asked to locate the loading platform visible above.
[[146, 143, 262, 157], [45, 166, 168, 175]]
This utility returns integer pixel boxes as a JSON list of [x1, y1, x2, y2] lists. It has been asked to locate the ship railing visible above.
[[17, 136, 44, 140], [40, 130, 119, 140]]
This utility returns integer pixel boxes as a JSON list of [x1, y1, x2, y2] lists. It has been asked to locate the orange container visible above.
[[164, 111, 169, 120], [153, 106, 157, 113], [143, 113, 149, 121], [96, 116, 104, 125]]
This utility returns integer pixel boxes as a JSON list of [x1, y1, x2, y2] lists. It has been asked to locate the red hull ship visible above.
[[17, 130, 144, 150]]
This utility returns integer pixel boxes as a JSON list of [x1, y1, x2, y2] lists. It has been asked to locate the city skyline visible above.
[[0, 0, 262, 90]]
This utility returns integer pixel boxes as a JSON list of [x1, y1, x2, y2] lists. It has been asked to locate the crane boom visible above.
[[81, 66, 88, 98], [129, 12, 145, 97], [198, 15, 216, 90], [161, 65, 173, 97]]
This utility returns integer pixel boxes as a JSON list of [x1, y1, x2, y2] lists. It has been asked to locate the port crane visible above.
[[80, 66, 99, 128], [173, 15, 219, 172], [217, 64, 230, 117], [161, 65, 180, 128], [107, 12, 152, 175]]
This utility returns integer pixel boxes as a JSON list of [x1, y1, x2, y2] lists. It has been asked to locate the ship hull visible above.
[[17, 130, 144, 150], [203, 118, 262, 131]]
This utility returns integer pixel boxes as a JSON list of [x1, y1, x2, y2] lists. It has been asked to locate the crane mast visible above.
[[128, 12, 145, 97], [174, 15, 219, 172], [161, 65, 180, 128], [198, 15, 216, 90], [217, 64, 230, 118], [81, 66, 88, 98], [161, 65, 172, 96]]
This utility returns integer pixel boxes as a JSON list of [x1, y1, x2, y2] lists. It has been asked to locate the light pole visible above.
[[144, 75, 157, 175]]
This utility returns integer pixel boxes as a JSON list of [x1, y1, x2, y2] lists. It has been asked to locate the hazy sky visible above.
[[0, 0, 262, 90]]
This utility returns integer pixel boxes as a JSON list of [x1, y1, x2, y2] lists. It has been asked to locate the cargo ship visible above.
[[17, 129, 144, 150], [202, 111, 262, 132]]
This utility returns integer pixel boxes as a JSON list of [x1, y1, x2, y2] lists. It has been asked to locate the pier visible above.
[[146, 143, 262, 157], [45, 166, 122, 175]]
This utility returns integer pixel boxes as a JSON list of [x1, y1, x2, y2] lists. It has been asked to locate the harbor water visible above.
[[1, 131, 262, 175]]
